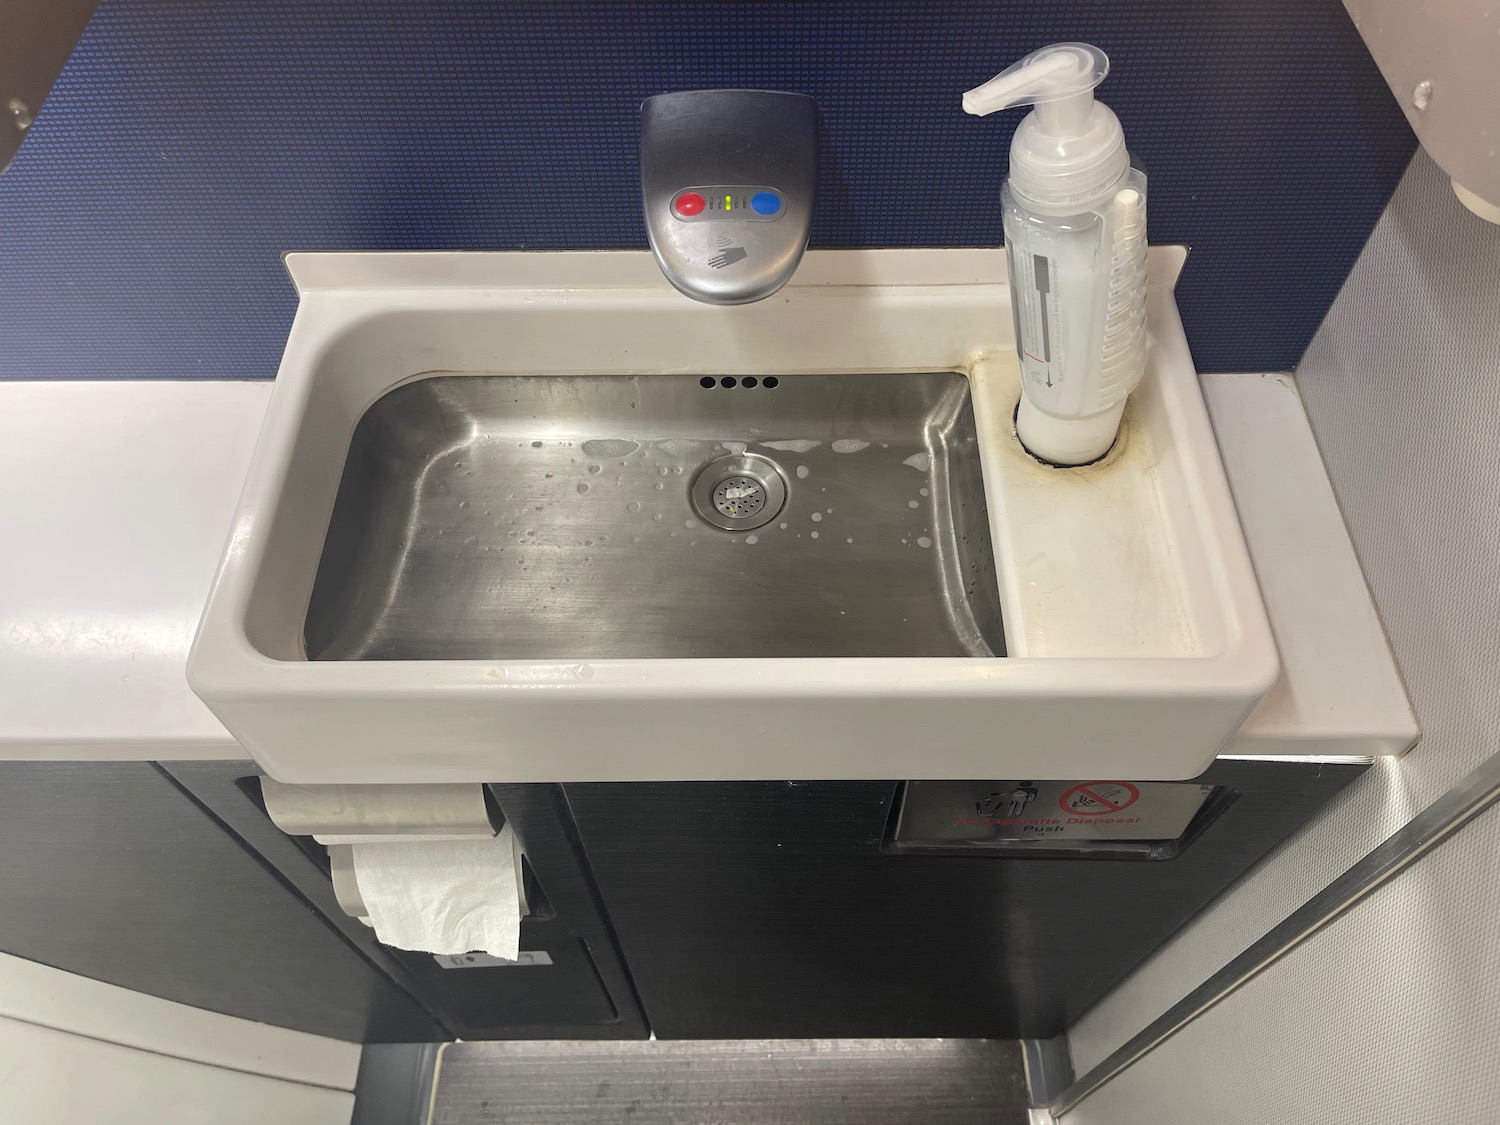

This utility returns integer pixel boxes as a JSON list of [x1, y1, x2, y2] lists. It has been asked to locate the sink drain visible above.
[[692, 453, 787, 531]]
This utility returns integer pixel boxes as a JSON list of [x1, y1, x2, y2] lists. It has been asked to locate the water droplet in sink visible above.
[[795, 465, 810, 479], [464, 535, 478, 545], [908, 500, 920, 509], [584, 539, 594, 546], [779, 522, 788, 529], [577, 483, 590, 494], [531, 441, 543, 448], [919, 487, 931, 497], [588, 464, 602, 474], [810, 512, 822, 522], [684, 519, 694, 528], [627, 501, 641, 513], [832, 439, 870, 453], [746, 535, 759, 545], [904, 452, 931, 472], [458, 500, 469, 509], [846, 537, 854, 544], [810, 530, 819, 539], [917, 536, 933, 549]]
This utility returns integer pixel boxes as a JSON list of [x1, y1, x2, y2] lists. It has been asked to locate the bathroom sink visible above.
[[305, 373, 1003, 661], [188, 248, 1278, 784]]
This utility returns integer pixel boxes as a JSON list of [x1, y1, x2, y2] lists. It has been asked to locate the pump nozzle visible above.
[[963, 43, 1108, 137]]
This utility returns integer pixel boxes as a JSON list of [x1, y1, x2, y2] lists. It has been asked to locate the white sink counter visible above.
[[0, 380, 266, 759], [0, 254, 1414, 768]]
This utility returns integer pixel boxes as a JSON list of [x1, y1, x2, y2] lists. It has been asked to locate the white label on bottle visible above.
[[1015, 251, 1064, 407]]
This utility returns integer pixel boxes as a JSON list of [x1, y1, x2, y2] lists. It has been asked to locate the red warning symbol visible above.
[[1058, 781, 1141, 817]]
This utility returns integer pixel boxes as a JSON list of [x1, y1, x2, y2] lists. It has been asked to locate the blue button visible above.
[[751, 191, 782, 216]]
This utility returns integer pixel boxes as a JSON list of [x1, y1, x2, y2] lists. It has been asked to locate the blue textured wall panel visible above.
[[0, 0, 1414, 378]]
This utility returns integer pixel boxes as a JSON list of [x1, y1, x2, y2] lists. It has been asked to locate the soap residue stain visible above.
[[658, 438, 707, 458], [795, 465, 810, 479], [904, 452, 931, 472], [581, 439, 639, 459], [832, 439, 870, 454], [763, 439, 821, 453], [917, 536, 933, 549]]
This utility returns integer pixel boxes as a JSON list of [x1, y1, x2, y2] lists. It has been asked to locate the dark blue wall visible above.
[[0, 0, 1414, 379]]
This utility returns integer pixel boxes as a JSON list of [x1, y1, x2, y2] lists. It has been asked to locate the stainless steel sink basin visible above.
[[304, 372, 1004, 660]]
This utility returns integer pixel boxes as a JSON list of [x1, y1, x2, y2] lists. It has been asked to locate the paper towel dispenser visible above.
[[260, 780, 530, 956]]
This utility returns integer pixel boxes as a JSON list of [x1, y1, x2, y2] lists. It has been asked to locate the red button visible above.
[[674, 192, 706, 217]]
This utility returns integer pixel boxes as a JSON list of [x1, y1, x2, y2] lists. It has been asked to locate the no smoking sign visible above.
[[1058, 781, 1141, 817]]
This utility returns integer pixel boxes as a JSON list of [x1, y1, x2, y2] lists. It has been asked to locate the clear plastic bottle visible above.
[[965, 43, 1148, 465]]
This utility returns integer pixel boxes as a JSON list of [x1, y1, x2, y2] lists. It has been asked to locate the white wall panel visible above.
[[1067, 149, 1500, 1121]]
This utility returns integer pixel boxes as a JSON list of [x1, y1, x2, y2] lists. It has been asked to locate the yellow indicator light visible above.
[[725, 195, 732, 210]]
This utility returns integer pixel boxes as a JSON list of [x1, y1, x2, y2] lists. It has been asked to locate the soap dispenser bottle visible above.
[[964, 43, 1147, 465]]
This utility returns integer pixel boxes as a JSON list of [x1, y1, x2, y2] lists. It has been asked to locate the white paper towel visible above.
[[351, 825, 522, 960]]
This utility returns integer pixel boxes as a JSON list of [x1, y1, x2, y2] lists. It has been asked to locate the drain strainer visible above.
[[692, 453, 787, 532], [714, 476, 766, 519]]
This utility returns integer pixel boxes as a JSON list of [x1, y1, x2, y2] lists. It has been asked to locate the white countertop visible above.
[[0, 381, 267, 759], [0, 373, 1413, 764]]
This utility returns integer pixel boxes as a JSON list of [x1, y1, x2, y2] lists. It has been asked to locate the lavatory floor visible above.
[[429, 1038, 1028, 1125]]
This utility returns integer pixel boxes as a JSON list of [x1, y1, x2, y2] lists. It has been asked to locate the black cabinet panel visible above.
[[486, 783, 648, 1039], [0, 762, 442, 1041], [563, 760, 1366, 1040]]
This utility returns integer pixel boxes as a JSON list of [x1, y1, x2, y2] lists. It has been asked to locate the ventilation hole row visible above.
[[698, 376, 779, 390]]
